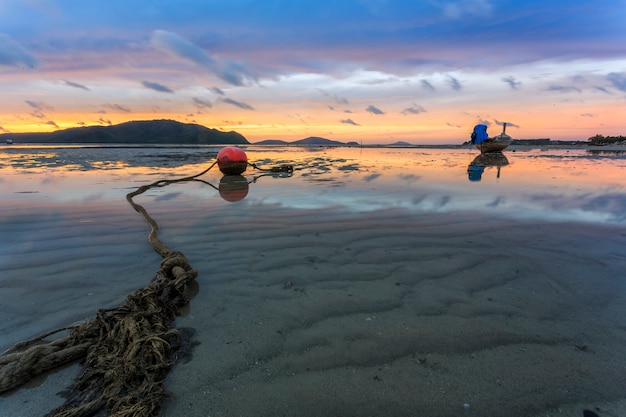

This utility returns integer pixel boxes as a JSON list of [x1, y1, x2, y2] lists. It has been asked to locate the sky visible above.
[[1, 0, 625, 144]]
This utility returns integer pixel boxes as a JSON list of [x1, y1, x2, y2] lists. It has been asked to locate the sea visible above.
[[1, 144, 625, 417]]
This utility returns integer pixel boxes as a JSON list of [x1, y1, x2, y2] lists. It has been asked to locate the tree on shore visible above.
[[588, 134, 626, 145]]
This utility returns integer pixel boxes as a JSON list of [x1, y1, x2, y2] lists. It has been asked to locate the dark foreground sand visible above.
[[150, 204, 626, 417]]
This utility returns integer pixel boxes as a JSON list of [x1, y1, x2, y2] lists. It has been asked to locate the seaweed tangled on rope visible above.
[[0, 162, 226, 417]]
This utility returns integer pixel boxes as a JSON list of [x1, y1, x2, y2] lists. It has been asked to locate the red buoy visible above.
[[217, 146, 248, 175]]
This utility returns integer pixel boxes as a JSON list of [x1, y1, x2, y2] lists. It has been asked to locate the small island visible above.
[[255, 136, 360, 146], [1, 120, 249, 145]]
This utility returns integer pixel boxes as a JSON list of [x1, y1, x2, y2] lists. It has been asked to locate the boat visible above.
[[5, 139, 13, 145], [472, 123, 512, 153]]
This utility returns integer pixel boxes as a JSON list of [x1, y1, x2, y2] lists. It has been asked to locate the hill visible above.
[[255, 136, 358, 146], [1, 120, 249, 145]]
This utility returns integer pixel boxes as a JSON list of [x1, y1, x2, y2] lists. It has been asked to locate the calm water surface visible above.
[[1, 145, 625, 416], [2, 145, 625, 346], [2, 145, 625, 223]]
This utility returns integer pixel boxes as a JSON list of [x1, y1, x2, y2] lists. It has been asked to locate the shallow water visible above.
[[1, 145, 625, 417]]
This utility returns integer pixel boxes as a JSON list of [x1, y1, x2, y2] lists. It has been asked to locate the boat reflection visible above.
[[467, 152, 509, 181]]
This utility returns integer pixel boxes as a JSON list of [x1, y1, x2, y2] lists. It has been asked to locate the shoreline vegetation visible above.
[[1, 119, 624, 150]]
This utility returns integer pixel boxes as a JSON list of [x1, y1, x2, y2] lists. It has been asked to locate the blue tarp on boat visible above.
[[471, 124, 489, 144]]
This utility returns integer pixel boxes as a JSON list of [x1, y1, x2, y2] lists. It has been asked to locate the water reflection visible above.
[[3, 145, 625, 417], [198, 170, 294, 202], [467, 152, 509, 181], [2, 145, 626, 224], [0, 145, 222, 170]]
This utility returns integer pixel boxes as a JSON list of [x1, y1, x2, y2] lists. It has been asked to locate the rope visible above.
[[0, 155, 291, 416], [125, 161, 217, 257], [248, 162, 294, 173], [0, 161, 215, 416]]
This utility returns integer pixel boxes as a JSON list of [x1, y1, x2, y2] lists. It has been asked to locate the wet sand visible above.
[[1, 147, 626, 417], [158, 205, 626, 417]]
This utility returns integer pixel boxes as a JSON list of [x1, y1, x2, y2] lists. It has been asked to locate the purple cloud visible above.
[[593, 86, 612, 94], [547, 85, 581, 93], [151, 30, 257, 86], [607, 72, 626, 92], [25, 100, 53, 119], [318, 89, 349, 105], [402, 105, 426, 115], [340, 118, 360, 126], [421, 79, 435, 92], [142, 80, 174, 93], [502, 76, 521, 89], [0, 33, 37, 68], [193, 97, 213, 109], [63, 80, 90, 91], [366, 105, 385, 115], [103, 103, 131, 112], [495, 120, 519, 129], [447, 75, 462, 91], [221, 98, 255, 110]]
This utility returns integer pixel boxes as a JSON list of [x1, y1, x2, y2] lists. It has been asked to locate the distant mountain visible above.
[[389, 141, 413, 146], [255, 136, 358, 146], [1, 119, 249, 145], [255, 139, 291, 145]]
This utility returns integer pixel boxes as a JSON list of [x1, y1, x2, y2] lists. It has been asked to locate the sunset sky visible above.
[[1, 1, 625, 144]]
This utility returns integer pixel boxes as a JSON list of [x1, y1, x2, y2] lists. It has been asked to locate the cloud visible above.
[[607, 72, 626, 92], [25, 100, 51, 110], [25, 100, 53, 119], [502, 76, 521, 89], [151, 30, 257, 86], [366, 105, 385, 115], [593, 86, 612, 94], [421, 79, 436, 92], [442, 0, 493, 19], [209, 86, 225, 96], [0, 33, 37, 68], [103, 103, 131, 112], [46, 120, 59, 129], [446, 75, 462, 91], [142, 80, 174, 93], [63, 80, 90, 91], [495, 119, 519, 129], [0, 125, 9, 133], [547, 85, 581, 93], [340, 118, 360, 126], [97, 117, 112, 126], [193, 97, 213, 109], [221, 97, 255, 110], [402, 105, 427, 115], [318, 89, 349, 105]]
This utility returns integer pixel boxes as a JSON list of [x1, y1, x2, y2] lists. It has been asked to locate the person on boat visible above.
[[470, 124, 488, 144]]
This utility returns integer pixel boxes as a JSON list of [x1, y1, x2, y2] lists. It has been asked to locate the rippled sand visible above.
[[1, 147, 625, 417], [157, 204, 626, 417]]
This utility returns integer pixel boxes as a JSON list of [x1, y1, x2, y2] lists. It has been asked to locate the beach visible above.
[[158, 208, 626, 417], [1, 146, 625, 417]]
